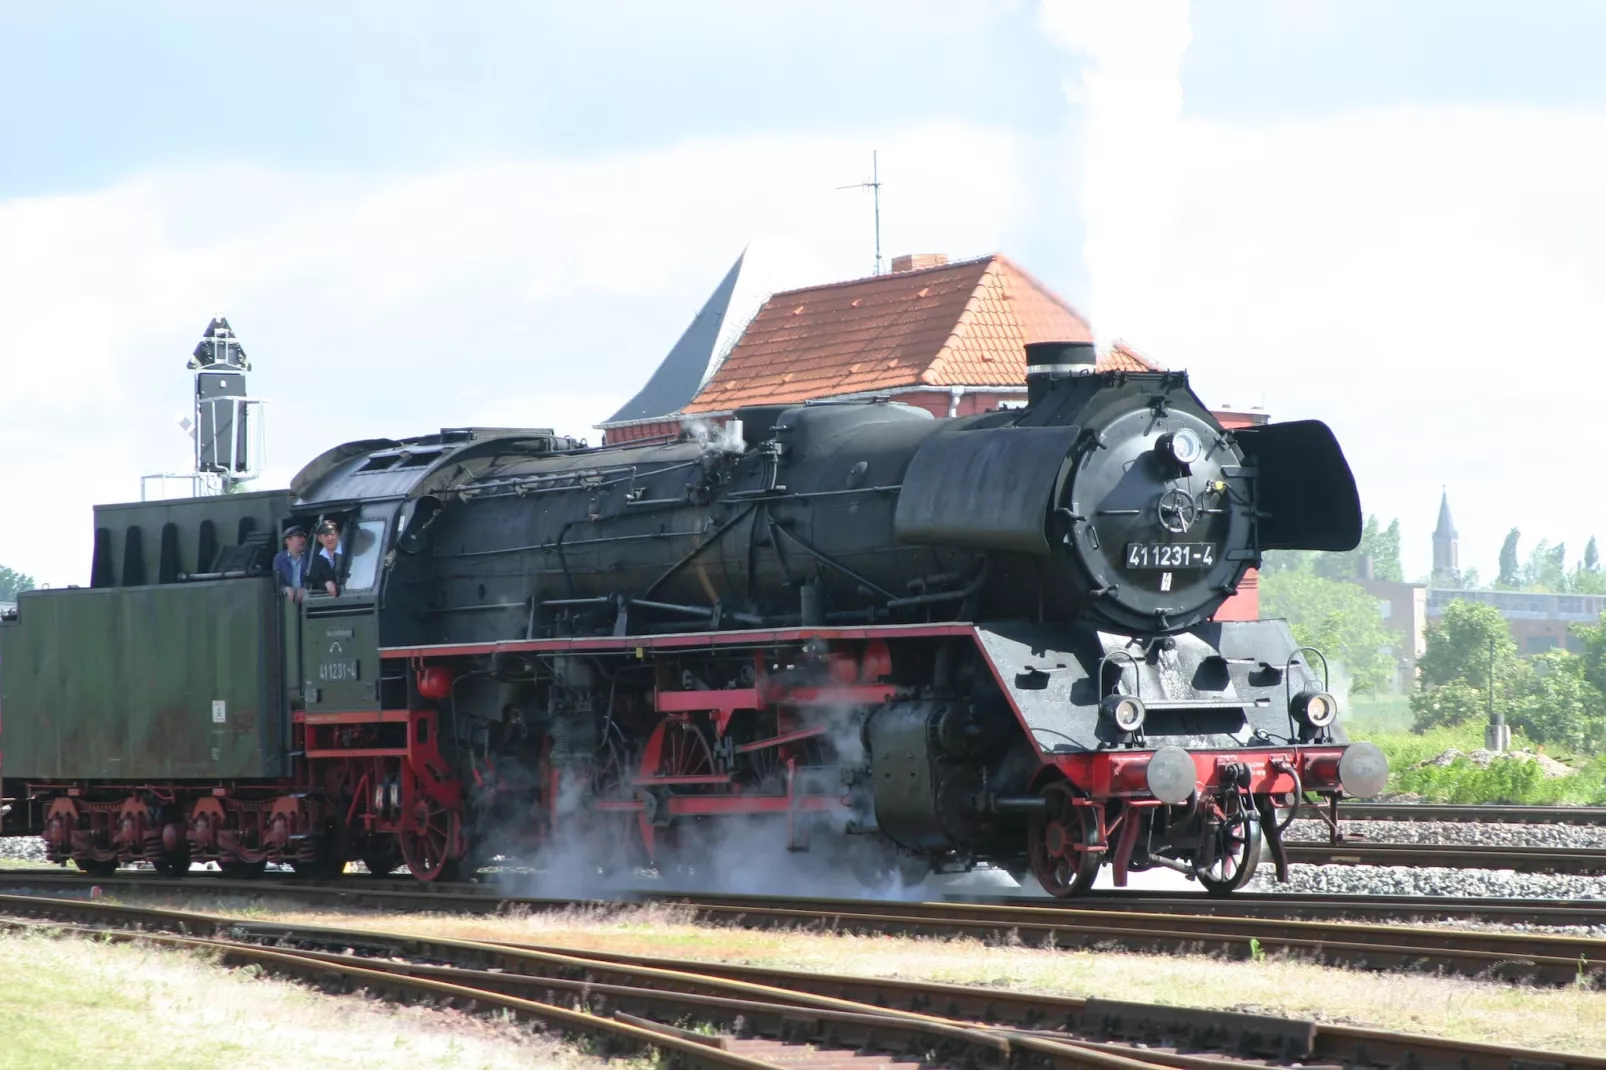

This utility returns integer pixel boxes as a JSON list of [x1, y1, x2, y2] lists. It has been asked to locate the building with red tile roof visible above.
[[597, 252, 1159, 442], [682, 252, 1112, 415]]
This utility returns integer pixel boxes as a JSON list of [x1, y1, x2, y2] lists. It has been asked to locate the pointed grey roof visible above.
[[1434, 489, 1456, 539], [602, 251, 750, 426]]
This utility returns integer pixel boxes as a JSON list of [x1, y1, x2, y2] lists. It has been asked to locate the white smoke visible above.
[[486, 700, 934, 902], [681, 416, 748, 455], [1039, 0, 1193, 343]]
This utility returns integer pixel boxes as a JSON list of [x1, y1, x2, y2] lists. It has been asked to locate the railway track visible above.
[[2, 869, 1602, 986], [1304, 802, 1606, 825], [7, 866, 1606, 927], [0, 892, 1597, 1070], [1283, 841, 1606, 873]]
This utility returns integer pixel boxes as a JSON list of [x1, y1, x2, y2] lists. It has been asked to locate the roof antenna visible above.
[[837, 150, 882, 275]]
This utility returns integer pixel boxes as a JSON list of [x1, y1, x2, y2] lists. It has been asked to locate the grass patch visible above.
[[1344, 715, 1606, 804], [0, 927, 600, 1070], [1388, 754, 1606, 805]]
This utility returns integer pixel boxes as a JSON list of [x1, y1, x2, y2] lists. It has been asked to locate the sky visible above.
[[2, 1, 1604, 587]]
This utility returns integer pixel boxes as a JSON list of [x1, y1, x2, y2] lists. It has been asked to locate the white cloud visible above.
[[1092, 106, 1606, 580], [0, 125, 1028, 586]]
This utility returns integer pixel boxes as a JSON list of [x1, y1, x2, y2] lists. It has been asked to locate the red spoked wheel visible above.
[[1027, 781, 1103, 898], [639, 719, 720, 873], [658, 720, 716, 780], [399, 795, 463, 883], [1196, 813, 1263, 897]]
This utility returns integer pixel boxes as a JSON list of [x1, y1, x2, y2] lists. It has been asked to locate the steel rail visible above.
[[1, 871, 1602, 986], [604, 893, 1606, 987], [0, 896, 1212, 1070], [527, 948, 1606, 1070], [0, 917, 786, 1070], [1283, 840, 1606, 873], [3, 867, 1606, 928], [0, 895, 1594, 1070], [1308, 802, 1606, 825]]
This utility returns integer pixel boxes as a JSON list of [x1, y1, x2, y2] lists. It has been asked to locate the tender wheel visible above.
[[218, 859, 269, 879], [73, 858, 118, 877], [1027, 782, 1102, 897], [153, 823, 190, 877], [399, 796, 463, 883], [1196, 814, 1263, 896], [152, 848, 191, 878]]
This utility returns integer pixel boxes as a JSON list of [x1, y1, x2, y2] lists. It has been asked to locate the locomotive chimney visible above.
[[1024, 341, 1096, 406]]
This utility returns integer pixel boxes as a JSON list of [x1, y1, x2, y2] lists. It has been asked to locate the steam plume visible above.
[[1039, 0, 1194, 341]]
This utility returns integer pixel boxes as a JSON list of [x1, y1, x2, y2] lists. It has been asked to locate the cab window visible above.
[[343, 520, 387, 592]]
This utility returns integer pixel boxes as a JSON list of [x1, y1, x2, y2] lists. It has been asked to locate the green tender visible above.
[[0, 578, 286, 780]]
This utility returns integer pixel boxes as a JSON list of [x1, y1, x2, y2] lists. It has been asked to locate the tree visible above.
[[1497, 528, 1522, 588], [1511, 651, 1606, 754], [1522, 540, 1568, 592], [1416, 599, 1520, 690], [0, 565, 35, 601], [1260, 514, 1402, 583], [1370, 518, 1405, 582], [1577, 613, 1606, 699], [1574, 565, 1606, 596], [1412, 600, 1529, 738], [1259, 570, 1396, 696], [1587, 536, 1600, 573], [1410, 679, 1489, 731]]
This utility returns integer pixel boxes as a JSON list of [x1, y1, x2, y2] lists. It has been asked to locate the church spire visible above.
[[1434, 487, 1456, 539], [1431, 487, 1459, 587]]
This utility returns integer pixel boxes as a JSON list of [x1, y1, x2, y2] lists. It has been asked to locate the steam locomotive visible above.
[[0, 340, 1387, 894]]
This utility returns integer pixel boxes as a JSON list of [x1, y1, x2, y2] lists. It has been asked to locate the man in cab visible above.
[[306, 519, 344, 596], [272, 525, 310, 602]]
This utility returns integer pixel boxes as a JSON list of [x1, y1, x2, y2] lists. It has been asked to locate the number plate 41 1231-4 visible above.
[[317, 660, 360, 682], [1125, 543, 1216, 570]]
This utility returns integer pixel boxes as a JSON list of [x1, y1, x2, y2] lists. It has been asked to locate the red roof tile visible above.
[[1104, 339, 1162, 373], [684, 254, 1100, 413]]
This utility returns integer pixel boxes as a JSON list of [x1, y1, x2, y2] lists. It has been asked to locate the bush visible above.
[[1389, 754, 1606, 805], [1408, 680, 1488, 731], [1511, 652, 1606, 754], [1417, 600, 1519, 689], [1346, 719, 1606, 804]]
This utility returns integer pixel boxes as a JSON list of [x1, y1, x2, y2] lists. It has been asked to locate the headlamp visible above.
[[1101, 694, 1147, 733], [1292, 688, 1339, 728], [1166, 428, 1204, 466]]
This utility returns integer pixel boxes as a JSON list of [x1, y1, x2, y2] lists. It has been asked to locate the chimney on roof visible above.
[[889, 253, 948, 273]]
